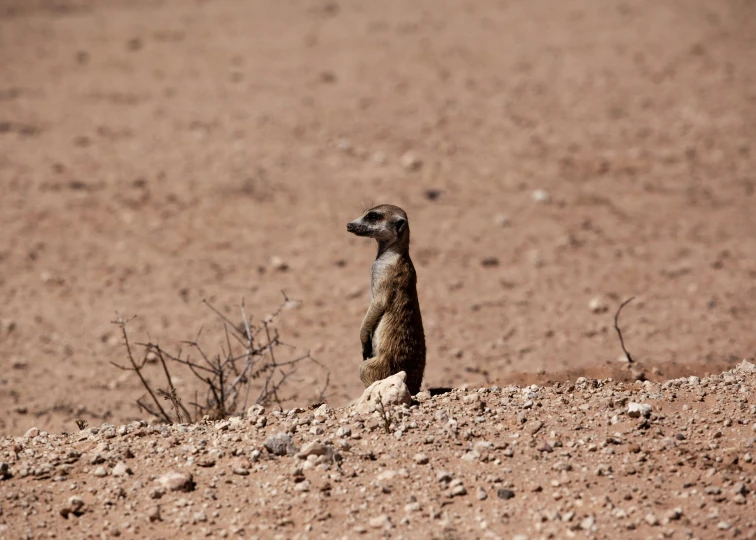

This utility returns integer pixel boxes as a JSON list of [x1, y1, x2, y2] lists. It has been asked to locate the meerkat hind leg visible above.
[[359, 356, 392, 388]]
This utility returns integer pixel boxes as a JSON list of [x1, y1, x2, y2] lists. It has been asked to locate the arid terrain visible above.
[[0, 0, 755, 537], [1, 363, 755, 539]]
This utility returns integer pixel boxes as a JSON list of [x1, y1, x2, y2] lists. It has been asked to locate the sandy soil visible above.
[[0, 0, 755, 535], [1, 362, 755, 539]]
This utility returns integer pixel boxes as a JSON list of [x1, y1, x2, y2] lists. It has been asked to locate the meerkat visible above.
[[346, 204, 426, 395]]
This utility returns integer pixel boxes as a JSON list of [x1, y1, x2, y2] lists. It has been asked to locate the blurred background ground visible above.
[[0, 0, 755, 435]]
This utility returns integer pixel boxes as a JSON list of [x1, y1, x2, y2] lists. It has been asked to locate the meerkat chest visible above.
[[371, 253, 400, 298]]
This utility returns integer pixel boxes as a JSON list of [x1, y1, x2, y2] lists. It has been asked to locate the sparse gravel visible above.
[[1, 361, 754, 539]]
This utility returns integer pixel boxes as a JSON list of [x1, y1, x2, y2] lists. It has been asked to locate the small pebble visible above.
[[627, 402, 652, 418], [147, 505, 161, 522], [413, 453, 429, 465], [531, 189, 551, 203], [450, 484, 467, 497], [270, 256, 289, 272], [156, 471, 194, 492], [588, 296, 608, 314], [111, 462, 132, 477], [264, 433, 299, 456], [369, 514, 392, 529], [399, 152, 422, 171]]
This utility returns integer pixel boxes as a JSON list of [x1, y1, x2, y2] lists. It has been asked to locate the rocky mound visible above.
[[1, 362, 755, 539]]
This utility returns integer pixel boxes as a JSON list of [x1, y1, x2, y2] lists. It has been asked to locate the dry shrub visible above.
[[111, 293, 329, 424]]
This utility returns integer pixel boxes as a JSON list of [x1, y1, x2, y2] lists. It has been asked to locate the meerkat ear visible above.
[[395, 218, 407, 234]]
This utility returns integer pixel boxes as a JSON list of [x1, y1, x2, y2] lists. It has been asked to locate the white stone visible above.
[[399, 152, 422, 171], [352, 371, 411, 415], [531, 189, 551, 203], [588, 296, 608, 314], [627, 402, 652, 418], [735, 360, 756, 374], [112, 462, 132, 476]]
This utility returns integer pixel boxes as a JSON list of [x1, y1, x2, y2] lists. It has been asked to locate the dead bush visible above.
[[111, 293, 329, 424]]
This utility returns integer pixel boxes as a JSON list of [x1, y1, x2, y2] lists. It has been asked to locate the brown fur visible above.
[[346, 204, 426, 394]]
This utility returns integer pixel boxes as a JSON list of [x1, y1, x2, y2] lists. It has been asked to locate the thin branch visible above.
[[202, 299, 247, 342], [154, 345, 191, 422], [112, 316, 172, 423], [614, 297, 635, 364], [316, 372, 331, 403], [163, 354, 216, 374], [240, 299, 253, 342]]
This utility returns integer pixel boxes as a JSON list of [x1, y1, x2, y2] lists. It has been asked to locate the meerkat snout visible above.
[[346, 204, 426, 395]]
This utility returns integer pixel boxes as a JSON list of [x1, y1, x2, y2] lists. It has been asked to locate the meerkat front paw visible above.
[[362, 337, 373, 360]]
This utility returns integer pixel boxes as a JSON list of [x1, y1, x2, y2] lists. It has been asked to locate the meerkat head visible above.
[[347, 204, 409, 248]]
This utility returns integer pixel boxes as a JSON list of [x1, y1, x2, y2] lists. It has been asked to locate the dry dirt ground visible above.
[[1, 363, 755, 540], [1, 0, 756, 536]]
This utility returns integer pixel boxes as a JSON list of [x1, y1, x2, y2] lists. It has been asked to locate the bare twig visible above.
[[316, 372, 331, 403], [614, 297, 635, 364], [161, 387, 184, 423], [153, 345, 191, 422], [201, 299, 246, 342], [111, 316, 172, 423], [240, 299, 253, 342]]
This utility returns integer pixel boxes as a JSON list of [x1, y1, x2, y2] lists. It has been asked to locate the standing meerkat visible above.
[[346, 204, 426, 395]]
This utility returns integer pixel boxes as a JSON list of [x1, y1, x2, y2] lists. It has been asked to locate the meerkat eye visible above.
[[364, 211, 381, 222]]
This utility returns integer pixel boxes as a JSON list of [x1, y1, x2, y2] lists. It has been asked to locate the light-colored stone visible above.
[[313, 403, 333, 417], [531, 189, 551, 203], [450, 484, 467, 496], [627, 402, 652, 418], [296, 442, 338, 461], [112, 462, 132, 476], [414, 453, 429, 465], [735, 360, 756, 374], [399, 152, 422, 171], [60, 496, 85, 518], [147, 505, 161, 522], [68, 496, 84, 513], [270, 256, 288, 271], [415, 390, 431, 402], [157, 471, 194, 492], [369, 514, 392, 529], [352, 371, 412, 415], [588, 296, 608, 314]]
